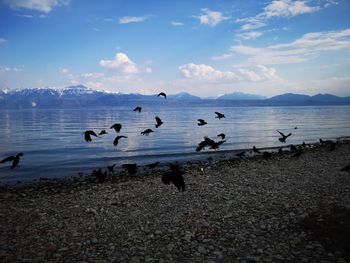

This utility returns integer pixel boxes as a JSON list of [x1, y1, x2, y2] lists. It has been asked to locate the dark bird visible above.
[[122, 163, 138, 175], [196, 137, 225, 152], [277, 130, 292, 143], [162, 163, 185, 192], [253, 146, 261, 154], [210, 140, 226, 150], [292, 147, 303, 157], [294, 126, 298, 129], [157, 92, 166, 99], [113, 135, 127, 146], [141, 129, 154, 135], [235, 151, 245, 158], [110, 123, 122, 133], [302, 141, 307, 148], [107, 164, 116, 175], [290, 144, 297, 151], [146, 161, 160, 169], [215, 112, 225, 120], [262, 151, 272, 159], [155, 116, 163, 128], [341, 165, 350, 172], [319, 139, 338, 151], [217, 133, 226, 140], [84, 130, 98, 142], [92, 168, 107, 182], [278, 148, 283, 154], [197, 119, 207, 126], [0, 153, 24, 169], [99, 130, 107, 135], [133, 106, 142, 112]]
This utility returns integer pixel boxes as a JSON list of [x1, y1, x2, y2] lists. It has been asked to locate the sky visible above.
[[0, 0, 350, 97]]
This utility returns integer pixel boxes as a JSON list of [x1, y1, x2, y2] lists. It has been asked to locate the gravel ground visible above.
[[1, 142, 350, 263]]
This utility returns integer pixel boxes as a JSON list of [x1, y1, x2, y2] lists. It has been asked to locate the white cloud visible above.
[[236, 31, 263, 40], [119, 16, 148, 24], [195, 8, 229, 27], [145, 67, 152, 73], [0, 66, 22, 73], [60, 68, 69, 74], [171, 21, 184, 26], [0, 38, 7, 44], [3, 0, 70, 13], [81, 72, 105, 79], [99, 53, 138, 74], [179, 63, 279, 82]]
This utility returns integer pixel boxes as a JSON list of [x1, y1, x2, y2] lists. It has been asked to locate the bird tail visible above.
[[155, 124, 160, 128]]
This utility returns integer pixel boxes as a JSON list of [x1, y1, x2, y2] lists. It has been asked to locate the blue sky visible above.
[[0, 0, 350, 97]]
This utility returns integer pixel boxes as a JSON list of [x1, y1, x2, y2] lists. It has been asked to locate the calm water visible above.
[[1, 105, 350, 183]]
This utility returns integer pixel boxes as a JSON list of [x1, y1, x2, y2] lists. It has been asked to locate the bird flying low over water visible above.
[[215, 112, 225, 119], [113, 135, 127, 146], [0, 153, 24, 169], [141, 129, 154, 135], [110, 123, 122, 133], [197, 119, 207, 126], [157, 92, 166, 99], [133, 106, 142, 112], [196, 137, 225, 152], [84, 130, 98, 142], [162, 163, 185, 192], [253, 146, 261, 154], [99, 130, 107, 135], [217, 133, 226, 140], [155, 116, 163, 128], [277, 130, 292, 143], [122, 163, 138, 174]]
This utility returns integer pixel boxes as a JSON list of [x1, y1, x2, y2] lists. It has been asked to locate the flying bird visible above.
[[155, 116, 163, 128], [113, 135, 127, 146], [217, 133, 226, 140], [196, 137, 224, 152], [146, 161, 160, 169], [161, 163, 185, 192], [133, 106, 142, 113], [99, 130, 107, 135], [157, 92, 166, 99], [122, 163, 138, 175], [277, 130, 292, 143], [215, 112, 225, 120], [0, 153, 24, 169], [110, 123, 122, 133], [84, 130, 98, 142], [141, 129, 154, 135], [253, 146, 261, 154], [197, 119, 207, 126]]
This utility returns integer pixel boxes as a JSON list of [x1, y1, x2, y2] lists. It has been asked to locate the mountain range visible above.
[[1, 85, 350, 109]]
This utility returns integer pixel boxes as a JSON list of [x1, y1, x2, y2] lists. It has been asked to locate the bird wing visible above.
[[277, 130, 285, 137], [155, 116, 162, 125], [88, 131, 98, 137], [0, 156, 15, 163]]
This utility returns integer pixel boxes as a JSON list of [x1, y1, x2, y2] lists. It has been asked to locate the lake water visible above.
[[1, 105, 350, 183]]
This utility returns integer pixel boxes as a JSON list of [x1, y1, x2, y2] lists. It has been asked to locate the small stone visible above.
[[198, 246, 207, 254], [274, 255, 284, 261]]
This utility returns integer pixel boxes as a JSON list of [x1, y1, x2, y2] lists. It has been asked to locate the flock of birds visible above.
[[1, 91, 350, 191]]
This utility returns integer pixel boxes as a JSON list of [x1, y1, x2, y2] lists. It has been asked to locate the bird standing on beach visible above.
[[217, 133, 225, 140], [157, 92, 166, 99], [277, 130, 291, 143], [133, 106, 142, 112], [107, 164, 116, 175], [215, 112, 225, 120], [113, 135, 127, 146], [253, 146, 261, 154], [141, 129, 154, 135], [0, 153, 24, 169], [83, 130, 98, 142], [197, 119, 207, 126], [110, 123, 122, 133], [155, 116, 163, 128], [162, 163, 185, 192]]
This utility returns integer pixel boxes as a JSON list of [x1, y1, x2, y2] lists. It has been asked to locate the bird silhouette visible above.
[[235, 151, 245, 158], [133, 106, 142, 112], [215, 112, 225, 119], [92, 168, 107, 182], [210, 140, 226, 150], [277, 130, 292, 143], [278, 148, 283, 154], [294, 126, 298, 129], [319, 138, 338, 151], [146, 161, 160, 169], [84, 130, 98, 142], [196, 137, 225, 152], [141, 129, 154, 135], [155, 116, 163, 128], [341, 165, 350, 172], [122, 163, 138, 174], [113, 135, 127, 146], [0, 153, 24, 169], [107, 164, 116, 175], [253, 146, 261, 154], [197, 119, 207, 126], [99, 130, 107, 135], [217, 133, 226, 140], [161, 163, 185, 192], [157, 92, 166, 99], [302, 141, 306, 148], [110, 123, 122, 133]]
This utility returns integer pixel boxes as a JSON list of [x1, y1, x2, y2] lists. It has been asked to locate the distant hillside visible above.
[[266, 93, 350, 106], [217, 92, 266, 100]]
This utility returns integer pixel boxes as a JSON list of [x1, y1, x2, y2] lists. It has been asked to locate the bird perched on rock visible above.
[[113, 135, 127, 146], [157, 92, 166, 99], [141, 129, 154, 135], [0, 153, 24, 169], [122, 163, 138, 174], [215, 112, 225, 120], [83, 130, 98, 142], [253, 146, 261, 154], [217, 133, 226, 140], [133, 106, 142, 112], [197, 119, 207, 126], [161, 163, 185, 192], [277, 130, 292, 143], [99, 130, 107, 135], [92, 168, 107, 182], [341, 165, 350, 172], [110, 123, 122, 133], [146, 161, 160, 169], [155, 116, 163, 128]]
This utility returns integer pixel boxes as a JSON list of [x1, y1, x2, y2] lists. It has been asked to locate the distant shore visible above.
[[1, 140, 350, 262]]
